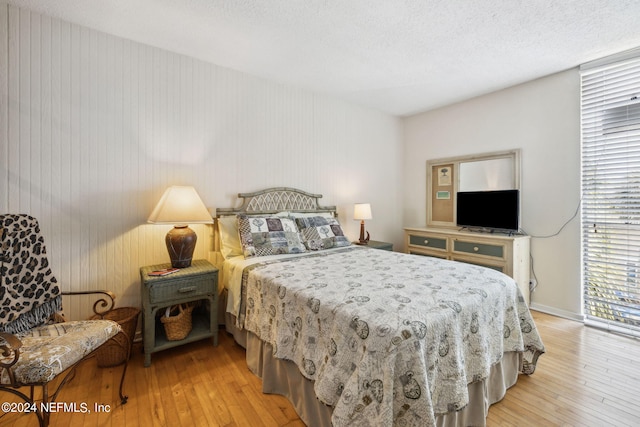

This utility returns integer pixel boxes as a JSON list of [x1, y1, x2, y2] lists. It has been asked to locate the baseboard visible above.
[[529, 302, 584, 322]]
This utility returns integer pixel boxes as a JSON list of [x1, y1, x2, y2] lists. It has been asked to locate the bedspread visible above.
[[237, 246, 544, 426]]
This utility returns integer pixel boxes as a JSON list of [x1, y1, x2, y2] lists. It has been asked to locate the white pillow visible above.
[[217, 216, 243, 259], [288, 211, 335, 219]]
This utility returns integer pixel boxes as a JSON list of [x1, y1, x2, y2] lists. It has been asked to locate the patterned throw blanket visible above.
[[238, 246, 545, 427], [0, 215, 62, 335]]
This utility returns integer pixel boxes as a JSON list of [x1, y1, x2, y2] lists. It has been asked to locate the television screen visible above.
[[456, 190, 519, 231]]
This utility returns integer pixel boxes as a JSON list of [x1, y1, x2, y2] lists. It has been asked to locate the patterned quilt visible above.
[[237, 246, 545, 427]]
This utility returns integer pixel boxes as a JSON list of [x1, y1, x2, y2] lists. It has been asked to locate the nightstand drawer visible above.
[[408, 234, 447, 250], [149, 276, 214, 304], [453, 240, 504, 258]]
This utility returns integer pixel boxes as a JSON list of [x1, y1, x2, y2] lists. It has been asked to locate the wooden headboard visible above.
[[216, 187, 337, 217]]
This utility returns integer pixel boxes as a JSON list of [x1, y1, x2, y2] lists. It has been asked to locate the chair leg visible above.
[[114, 329, 132, 405], [118, 359, 129, 404], [42, 383, 50, 427]]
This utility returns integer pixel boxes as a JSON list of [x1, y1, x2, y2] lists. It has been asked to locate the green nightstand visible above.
[[140, 259, 218, 367], [355, 240, 393, 251]]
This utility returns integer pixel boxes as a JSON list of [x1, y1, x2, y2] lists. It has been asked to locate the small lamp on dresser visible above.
[[354, 203, 372, 245], [147, 185, 213, 268]]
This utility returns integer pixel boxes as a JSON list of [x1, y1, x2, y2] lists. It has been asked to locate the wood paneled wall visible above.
[[0, 3, 402, 320]]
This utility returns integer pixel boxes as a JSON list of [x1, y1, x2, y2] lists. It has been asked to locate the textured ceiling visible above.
[[8, 0, 640, 116]]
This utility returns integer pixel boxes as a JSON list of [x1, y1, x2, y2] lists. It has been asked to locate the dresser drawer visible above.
[[149, 275, 214, 304], [453, 240, 504, 259], [452, 254, 505, 273], [408, 234, 447, 250], [409, 248, 448, 259]]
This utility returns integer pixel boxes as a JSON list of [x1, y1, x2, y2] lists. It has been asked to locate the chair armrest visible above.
[[62, 290, 117, 316], [0, 332, 22, 370]]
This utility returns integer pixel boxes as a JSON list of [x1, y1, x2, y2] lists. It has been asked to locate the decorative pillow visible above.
[[218, 213, 291, 259], [295, 216, 351, 251], [237, 215, 306, 258], [217, 216, 243, 259]]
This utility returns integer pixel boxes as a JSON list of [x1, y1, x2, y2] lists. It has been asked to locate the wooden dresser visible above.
[[404, 227, 531, 305]]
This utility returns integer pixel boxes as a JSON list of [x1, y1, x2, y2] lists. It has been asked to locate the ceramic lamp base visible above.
[[166, 225, 197, 268], [358, 221, 370, 244]]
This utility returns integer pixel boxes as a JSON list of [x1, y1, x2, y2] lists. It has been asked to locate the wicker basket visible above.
[[91, 307, 141, 368], [161, 303, 194, 341]]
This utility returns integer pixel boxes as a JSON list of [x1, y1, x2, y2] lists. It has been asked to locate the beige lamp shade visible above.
[[148, 186, 213, 225], [353, 203, 372, 220], [148, 186, 213, 268]]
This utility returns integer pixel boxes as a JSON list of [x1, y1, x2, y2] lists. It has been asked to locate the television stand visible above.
[[458, 226, 524, 237], [404, 227, 531, 305]]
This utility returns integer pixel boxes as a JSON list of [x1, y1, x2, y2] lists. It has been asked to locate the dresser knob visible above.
[[473, 246, 479, 252], [424, 239, 429, 244]]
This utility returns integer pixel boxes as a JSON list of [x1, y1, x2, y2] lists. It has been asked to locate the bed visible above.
[[215, 187, 544, 427]]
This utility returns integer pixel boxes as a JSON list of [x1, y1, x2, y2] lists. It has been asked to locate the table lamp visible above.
[[354, 203, 372, 245], [148, 186, 213, 268]]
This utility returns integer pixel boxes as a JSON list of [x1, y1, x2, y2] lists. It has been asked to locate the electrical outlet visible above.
[[529, 279, 537, 291]]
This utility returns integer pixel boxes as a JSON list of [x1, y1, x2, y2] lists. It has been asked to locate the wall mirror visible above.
[[426, 149, 520, 227]]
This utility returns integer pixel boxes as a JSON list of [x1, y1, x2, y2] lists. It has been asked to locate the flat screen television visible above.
[[456, 189, 519, 231]]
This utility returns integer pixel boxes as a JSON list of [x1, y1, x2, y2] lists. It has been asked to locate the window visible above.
[[581, 49, 640, 334]]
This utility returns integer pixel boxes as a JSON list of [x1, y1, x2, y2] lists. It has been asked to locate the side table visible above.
[[140, 259, 218, 367], [354, 240, 394, 251]]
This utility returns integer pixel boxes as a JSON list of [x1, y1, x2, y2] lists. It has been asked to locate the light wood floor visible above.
[[2, 311, 640, 426]]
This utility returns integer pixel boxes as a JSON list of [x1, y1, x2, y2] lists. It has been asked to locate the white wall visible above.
[[0, 4, 403, 319], [403, 70, 582, 319]]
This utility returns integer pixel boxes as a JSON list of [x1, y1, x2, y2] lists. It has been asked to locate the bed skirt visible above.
[[224, 312, 520, 427]]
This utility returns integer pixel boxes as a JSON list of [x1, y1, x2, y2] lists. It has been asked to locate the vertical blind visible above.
[[581, 51, 640, 333]]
